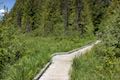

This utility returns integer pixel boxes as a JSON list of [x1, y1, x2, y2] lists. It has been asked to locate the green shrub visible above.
[[0, 25, 26, 78]]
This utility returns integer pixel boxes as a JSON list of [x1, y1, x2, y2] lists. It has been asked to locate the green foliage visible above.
[[1, 0, 120, 80], [71, 1, 120, 80], [1, 36, 95, 80], [90, 0, 111, 33], [8, 0, 95, 36], [0, 25, 26, 78], [81, 0, 94, 36], [0, 0, 97, 79], [100, 0, 120, 56], [71, 44, 120, 80]]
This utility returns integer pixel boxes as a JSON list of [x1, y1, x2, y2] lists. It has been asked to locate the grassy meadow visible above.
[[71, 44, 120, 80], [1, 35, 95, 80]]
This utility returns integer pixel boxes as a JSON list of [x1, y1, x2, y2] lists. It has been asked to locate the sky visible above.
[[0, 0, 16, 16]]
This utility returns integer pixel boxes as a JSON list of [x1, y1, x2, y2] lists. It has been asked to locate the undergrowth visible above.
[[1, 35, 95, 80], [71, 44, 120, 80]]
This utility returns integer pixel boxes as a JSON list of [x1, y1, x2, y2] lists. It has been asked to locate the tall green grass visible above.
[[1, 36, 95, 80], [71, 44, 120, 80]]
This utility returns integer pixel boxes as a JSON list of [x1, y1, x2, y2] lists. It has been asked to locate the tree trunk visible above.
[[61, 0, 69, 35], [76, 0, 82, 35], [17, 11, 22, 30], [26, 17, 31, 32]]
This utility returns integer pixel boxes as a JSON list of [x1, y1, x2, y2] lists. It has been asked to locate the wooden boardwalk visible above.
[[38, 41, 100, 80]]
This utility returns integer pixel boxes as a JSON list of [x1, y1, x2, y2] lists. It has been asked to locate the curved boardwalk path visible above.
[[38, 40, 100, 80]]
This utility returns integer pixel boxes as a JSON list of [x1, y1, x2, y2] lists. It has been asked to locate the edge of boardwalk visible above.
[[33, 40, 100, 80]]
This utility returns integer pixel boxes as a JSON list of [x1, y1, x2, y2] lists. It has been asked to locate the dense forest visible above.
[[0, 0, 120, 80]]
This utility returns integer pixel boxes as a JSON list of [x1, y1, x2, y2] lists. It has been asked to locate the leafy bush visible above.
[[0, 25, 26, 77]]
